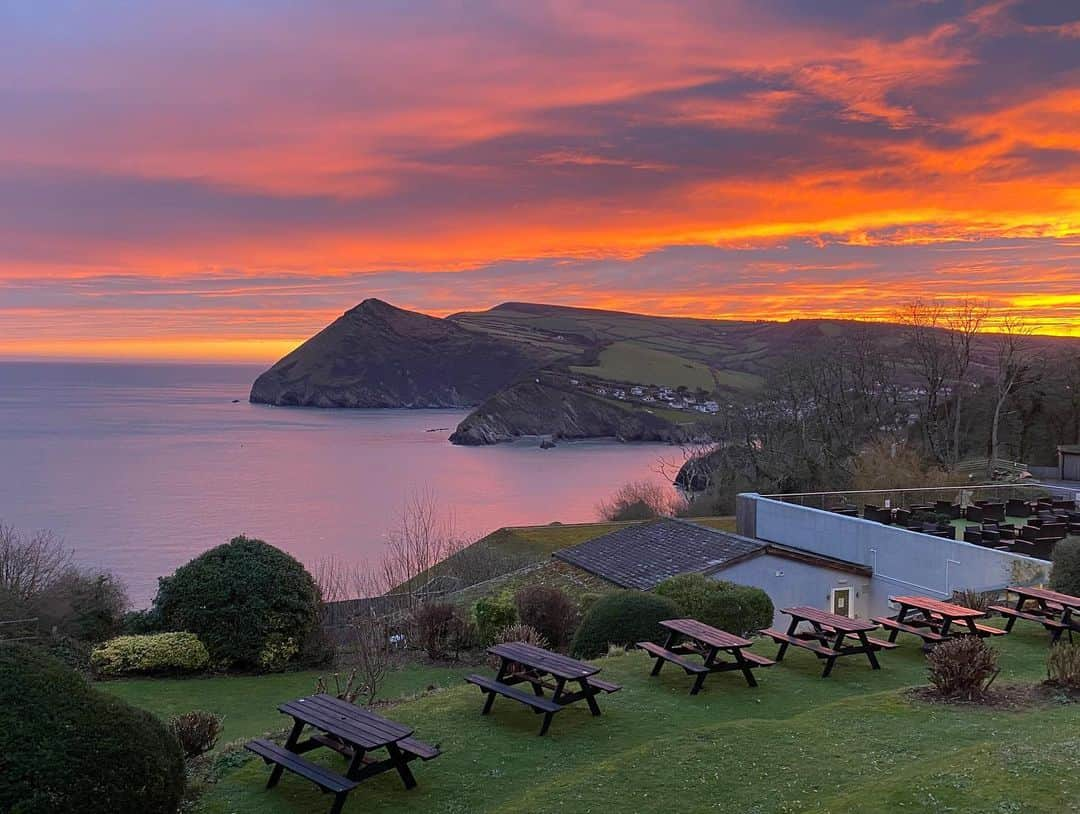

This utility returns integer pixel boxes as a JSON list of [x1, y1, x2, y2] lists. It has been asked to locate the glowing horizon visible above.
[[2, 1, 1079, 361]]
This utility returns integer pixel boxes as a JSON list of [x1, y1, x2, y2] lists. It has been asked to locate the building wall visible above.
[[1062, 452, 1080, 481], [711, 554, 871, 629], [737, 494, 1050, 620]]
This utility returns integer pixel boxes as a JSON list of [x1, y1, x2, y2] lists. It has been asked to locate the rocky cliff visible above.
[[448, 380, 683, 445], [250, 298, 561, 407]]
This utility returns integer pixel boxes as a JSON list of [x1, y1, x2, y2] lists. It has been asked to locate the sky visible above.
[[2, 0, 1079, 361]]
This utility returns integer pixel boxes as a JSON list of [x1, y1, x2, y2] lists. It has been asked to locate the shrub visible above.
[[1050, 538, 1080, 596], [1047, 642, 1080, 689], [91, 632, 210, 677], [37, 571, 130, 644], [514, 585, 578, 649], [571, 591, 679, 658], [407, 602, 471, 660], [169, 710, 223, 758], [152, 535, 320, 670], [0, 644, 185, 813], [951, 588, 996, 613], [926, 637, 999, 700], [577, 592, 603, 615], [258, 635, 300, 672], [474, 595, 517, 645], [488, 623, 550, 670], [122, 607, 163, 634], [0, 523, 129, 645], [597, 480, 685, 522], [655, 574, 774, 636], [43, 633, 94, 672]]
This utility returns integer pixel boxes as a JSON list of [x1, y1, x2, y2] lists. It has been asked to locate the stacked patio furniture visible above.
[[935, 500, 962, 519], [1021, 517, 1068, 543], [863, 505, 892, 524], [1006, 498, 1032, 518]]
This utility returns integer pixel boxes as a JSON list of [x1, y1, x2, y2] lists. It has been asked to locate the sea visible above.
[[0, 362, 676, 605]]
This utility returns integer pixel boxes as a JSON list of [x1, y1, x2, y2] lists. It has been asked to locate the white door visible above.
[[831, 587, 854, 618]]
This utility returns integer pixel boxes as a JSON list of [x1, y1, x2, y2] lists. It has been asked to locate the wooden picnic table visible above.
[[990, 586, 1080, 643], [638, 618, 774, 694], [465, 641, 621, 735], [886, 595, 1005, 642], [245, 693, 439, 814], [762, 607, 896, 678]]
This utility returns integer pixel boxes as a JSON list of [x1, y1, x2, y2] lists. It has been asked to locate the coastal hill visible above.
[[251, 299, 1078, 445], [249, 298, 565, 408]]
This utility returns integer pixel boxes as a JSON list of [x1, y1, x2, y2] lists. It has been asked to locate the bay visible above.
[[0, 362, 674, 604]]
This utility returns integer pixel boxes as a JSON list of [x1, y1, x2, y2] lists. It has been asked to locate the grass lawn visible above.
[[100, 663, 469, 747], [115, 621, 1079, 813]]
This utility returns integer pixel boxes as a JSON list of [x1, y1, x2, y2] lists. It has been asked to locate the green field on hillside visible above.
[[109, 621, 1079, 814], [571, 341, 715, 390]]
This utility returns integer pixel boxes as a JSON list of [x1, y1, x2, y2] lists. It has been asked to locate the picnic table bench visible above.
[[762, 607, 896, 678], [876, 596, 1005, 646], [990, 586, 1080, 643], [245, 693, 440, 814], [638, 618, 774, 694], [465, 641, 621, 735]]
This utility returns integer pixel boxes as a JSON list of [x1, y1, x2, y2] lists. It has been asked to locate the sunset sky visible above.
[[2, 0, 1079, 361]]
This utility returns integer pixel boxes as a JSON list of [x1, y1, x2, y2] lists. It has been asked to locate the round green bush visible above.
[[570, 591, 678, 658], [0, 644, 185, 813], [1050, 538, 1080, 597], [655, 573, 774, 636], [91, 632, 210, 677], [152, 535, 319, 670]]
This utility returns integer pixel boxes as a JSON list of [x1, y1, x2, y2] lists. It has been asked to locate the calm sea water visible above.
[[0, 362, 673, 605]]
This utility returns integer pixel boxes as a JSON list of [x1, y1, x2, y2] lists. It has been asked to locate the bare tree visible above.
[[944, 300, 989, 468], [898, 300, 954, 464], [0, 524, 72, 602], [347, 616, 393, 704], [988, 316, 1035, 474], [596, 480, 686, 521], [373, 489, 467, 599]]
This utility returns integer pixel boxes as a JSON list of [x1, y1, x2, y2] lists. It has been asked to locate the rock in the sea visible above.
[[449, 380, 686, 446], [539, 438, 557, 449]]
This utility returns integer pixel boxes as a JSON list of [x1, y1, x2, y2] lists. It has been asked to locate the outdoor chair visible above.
[[1006, 499, 1032, 518]]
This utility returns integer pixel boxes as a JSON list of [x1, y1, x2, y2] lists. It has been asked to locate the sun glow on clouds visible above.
[[1, 0, 1079, 360]]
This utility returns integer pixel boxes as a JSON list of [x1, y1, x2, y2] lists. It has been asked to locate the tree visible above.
[[944, 300, 989, 467], [597, 480, 685, 521], [899, 300, 953, 464], [988, 316, 1035, 474]]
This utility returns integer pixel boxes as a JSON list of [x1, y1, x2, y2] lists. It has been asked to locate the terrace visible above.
[[736, 485, 1079, 622]]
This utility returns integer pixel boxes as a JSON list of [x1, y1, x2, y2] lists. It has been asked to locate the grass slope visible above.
[[571, 341, 716, 390], [116, 621, 1078, 814]]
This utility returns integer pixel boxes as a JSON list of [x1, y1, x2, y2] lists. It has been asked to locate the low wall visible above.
[[737, 494, 1050, 619]]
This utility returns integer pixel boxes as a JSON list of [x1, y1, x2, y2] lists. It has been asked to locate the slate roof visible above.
[[553, 518, 764, 590]]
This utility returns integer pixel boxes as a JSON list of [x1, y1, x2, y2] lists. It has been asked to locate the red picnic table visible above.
[[990, 586, 1080, 643], [873, 595, 1005, 647], [762, 606, 896, 678]]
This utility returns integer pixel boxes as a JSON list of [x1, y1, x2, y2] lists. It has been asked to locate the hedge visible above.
[[0, 644, 185, 813], [655, 573, 774, 636], [91, 632, 210, 676], [1050, 538, 1080, 597], [571, 591, 679, 658]]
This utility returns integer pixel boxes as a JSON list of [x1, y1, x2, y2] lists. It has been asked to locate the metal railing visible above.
[[762, 482, 1078, 512]]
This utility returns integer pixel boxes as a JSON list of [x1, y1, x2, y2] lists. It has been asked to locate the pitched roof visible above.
[[553, 517, 764, 590]]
